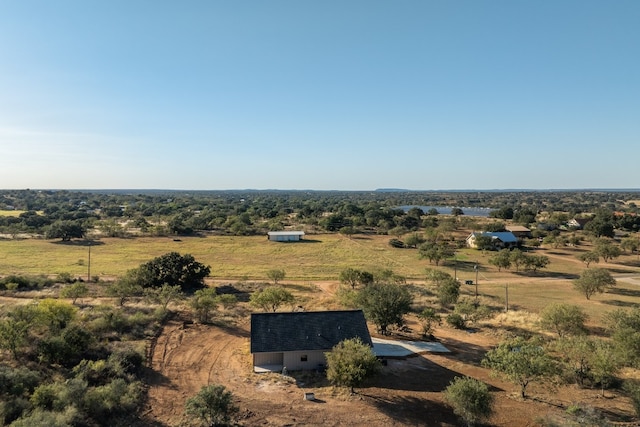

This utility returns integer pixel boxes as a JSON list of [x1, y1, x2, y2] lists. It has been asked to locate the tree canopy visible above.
[[482, 337, 555, 398], [325, 337, 380, 393], [249, 286, 294, 312], [135, 252, 211, 292], [573, 268, 616, 300], [356, 282, 413, 335]]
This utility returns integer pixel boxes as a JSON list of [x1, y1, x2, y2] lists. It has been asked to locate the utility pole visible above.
[[87, 241, 91, 282], [474, 263, 479, 301], [505, 283, 509, 312]]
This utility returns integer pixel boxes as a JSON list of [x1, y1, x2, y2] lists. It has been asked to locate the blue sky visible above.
[[1, 1, 638, 191]]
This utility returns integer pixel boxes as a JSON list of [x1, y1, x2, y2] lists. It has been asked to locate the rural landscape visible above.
[[1, 188, 640, 427]]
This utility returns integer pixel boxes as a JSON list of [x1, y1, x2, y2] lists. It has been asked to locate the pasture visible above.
[[1, 233, 639, 319]]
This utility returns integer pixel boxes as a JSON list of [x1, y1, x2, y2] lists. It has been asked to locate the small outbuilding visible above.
[[505, 225, 532, 239], [267, 231, 305, 242], [250, 310, 372, 372]]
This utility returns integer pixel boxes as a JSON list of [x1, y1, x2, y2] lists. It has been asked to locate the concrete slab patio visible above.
[[372, 337, 450, 357]]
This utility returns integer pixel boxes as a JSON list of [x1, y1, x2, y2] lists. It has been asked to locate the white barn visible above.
[[267, 231, 305, 242]]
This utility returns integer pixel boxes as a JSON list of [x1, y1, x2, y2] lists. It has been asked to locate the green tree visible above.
[[388, 226, 409, 239], [144, 284, 184, 312], [444, 376, 494, 427], [339, 268, 361, 290], [594, 238, 622, 263], [419, 242, 454, 266], [60, 282, 89, 305], [418, 307, 441, 338], [325, 337, 381, 394], [488, 249, 512, 272], [539, 303, 588, 337], [250, 286, 294, 312], [577, 251, 600, 268], [590, 340, 619, 397], [473, 234, 494, 251], [107, 271, 143, 306], [604, 307, 640, 368], [356, 282, 413, 335], [35, 299, 77, 332], [339, 226, 357, 239], [404, 233, 426, 249], [426, 269, 460, 307], [266, 269, 286, 285], [623, 380, 640, 417], [191, 288, 219, 323], [482, 336, 555, 399], [522, 254, 550, 273], [185, 384, 238, 427], [554, 335, 596, 387], [620, 236, 640, 256], [46, 220, 86, 241], [136, 252, 210, 292], [0, 318, 29, 359], [573, 268, 616, 300], [509, 248, 526, 272], [454, 299, 492, 326], [584, 212, 615, 238]]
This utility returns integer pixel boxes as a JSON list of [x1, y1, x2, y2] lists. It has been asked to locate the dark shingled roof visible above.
[[250, 310, 372, 353]]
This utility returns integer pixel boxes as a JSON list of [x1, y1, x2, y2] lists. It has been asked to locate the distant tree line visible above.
[[1, 189, 639, 239]]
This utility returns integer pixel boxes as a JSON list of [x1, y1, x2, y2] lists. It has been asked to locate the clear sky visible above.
[[1, 1, 638, 191]]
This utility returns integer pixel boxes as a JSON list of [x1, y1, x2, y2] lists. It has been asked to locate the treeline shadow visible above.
[[602, 300, 639, 308], [607, 286, 640, 298], [216, 284, 251, 302], [513, 270, 579, 279], [51, 239, 106, 246], [618, 259, 640, 268]]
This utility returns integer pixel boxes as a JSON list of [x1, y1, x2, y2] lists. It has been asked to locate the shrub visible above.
[[388, 238, 406, 248], [444, 376, 493, 426], [446, 313, 466, 329], [623, 380, 640, 417], [185, 384, 238, 427]]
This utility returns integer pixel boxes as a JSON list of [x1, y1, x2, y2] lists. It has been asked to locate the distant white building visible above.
[[267, 231, 305, 242]]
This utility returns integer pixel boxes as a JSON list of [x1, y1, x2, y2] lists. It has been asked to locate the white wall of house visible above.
[[254, 350, 326, 371], [283, 350, 326, 371]]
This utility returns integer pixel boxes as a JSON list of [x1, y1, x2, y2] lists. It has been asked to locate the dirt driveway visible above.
[[141, 311, 635, 427]]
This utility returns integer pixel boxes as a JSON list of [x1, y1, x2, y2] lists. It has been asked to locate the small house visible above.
[[567, 218, 592, 229], [466, 231, 519, 250], [267, 231, 305, 242], [250, 310, 372, 372]]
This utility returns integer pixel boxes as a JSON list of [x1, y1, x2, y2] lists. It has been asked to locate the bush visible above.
[[444, 376, 493, 426], [0, 275, 54, 291], [185, 384, 238, 427], [446, 313, 466, 329], [624, 380, 640, 417], [8, 407, 79, 427], [388, 238, 405, 248], [0, 365, 42, 396]]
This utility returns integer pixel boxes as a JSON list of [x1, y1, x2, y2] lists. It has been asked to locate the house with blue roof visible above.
[[466, 231, 519, 250]]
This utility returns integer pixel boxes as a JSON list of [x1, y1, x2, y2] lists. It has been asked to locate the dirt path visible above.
[[140, 274, 638, 427]]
